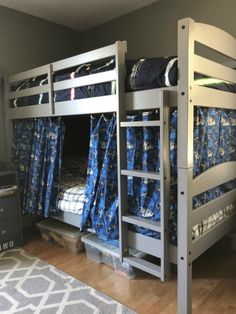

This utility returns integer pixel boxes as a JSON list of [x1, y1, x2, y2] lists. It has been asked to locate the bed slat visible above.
[[54, 95, 117, 116], [194, 22, 236, 60], [53, 70, 116, 91], [52, 42, 126, 72], [125, 88, 177, 111], [122, 215, 161, 232], [192, 213, 236, 261], [120, 120, 160, 127], [8, 64, 49, 84], [121, 169, 160, 180], [9, 104, 52, 119], [8, 85, 49, 100], [123, 256, 161, 277], [193, 55, 236, 84], [192, 161, 236, 197], [192, 188, 236, 226], [128, 231, 162, 258], [192, 85, 236, 110]]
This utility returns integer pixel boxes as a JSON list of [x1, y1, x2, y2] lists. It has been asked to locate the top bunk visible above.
[[5, 42, 178, 119], [3, 17, 236, 120]]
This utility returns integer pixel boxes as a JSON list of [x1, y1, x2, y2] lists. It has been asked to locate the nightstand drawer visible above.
[[0, 218, 20, 243], [0, 196, 18, 220]]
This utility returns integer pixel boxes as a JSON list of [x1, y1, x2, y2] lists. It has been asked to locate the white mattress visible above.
[[57, 174, 87, 214]]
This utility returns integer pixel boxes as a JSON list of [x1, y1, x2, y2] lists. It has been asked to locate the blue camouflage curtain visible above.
[[81, 114, 119, 241], [82, 108, 236, 243], [168, 107, 236, 244], [193, 107, 236, 208], [81, 112, 161, 241], [12, 117, 64, 217], [126, 111, 161, 238]]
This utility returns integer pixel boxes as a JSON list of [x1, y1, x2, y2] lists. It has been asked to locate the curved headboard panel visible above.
[[194, 22, 236, 60]]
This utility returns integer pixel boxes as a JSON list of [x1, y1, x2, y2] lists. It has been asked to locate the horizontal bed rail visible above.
[[53, 70, 116, 91], [193, 55, 236, 84], [192, 161, 236, 197], [192, 85, 236, 110], [52, 42, 122, 72], [192, 188, 236, 226], [54, 95, 118, 116], [192, 211, 236, 261], [8, 64, 50, 84], [7, 43, 124, 85], [9, 104, 52, 119], [9, 69, 117, 102], [126, 87, 177, 111], [128, 231, 162, 258], [8, 85, 49, 100]]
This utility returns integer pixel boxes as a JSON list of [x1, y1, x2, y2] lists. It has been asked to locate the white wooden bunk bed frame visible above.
[[2, 18, 236, 313]]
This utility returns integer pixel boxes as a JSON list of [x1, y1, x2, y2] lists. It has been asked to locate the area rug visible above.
[[0, 249, 135, 314]]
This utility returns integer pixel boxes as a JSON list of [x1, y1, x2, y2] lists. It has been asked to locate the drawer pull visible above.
[[0, 208, 4, 213], [1, 230, 6, 235]]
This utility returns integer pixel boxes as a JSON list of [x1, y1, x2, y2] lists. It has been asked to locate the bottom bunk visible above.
[[11, 99, 236, 278], [52, 115, 89, 228]]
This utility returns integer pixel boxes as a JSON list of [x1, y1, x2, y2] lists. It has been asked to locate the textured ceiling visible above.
[[0, 0, 160, 31]]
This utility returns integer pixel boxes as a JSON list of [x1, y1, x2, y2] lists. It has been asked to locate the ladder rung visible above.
[[123, 256, 161, 278], [120, 120, 161, 128], [122, 215, 161, 232], [121, 169, 160, 180]]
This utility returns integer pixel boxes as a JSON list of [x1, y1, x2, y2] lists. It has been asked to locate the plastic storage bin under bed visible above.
[[36, 219, 87, 254], [81, 233, 142, 279]]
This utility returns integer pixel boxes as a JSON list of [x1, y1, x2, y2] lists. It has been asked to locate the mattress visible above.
[[57, 156, 87, 214], [57, 174, 87, 214]]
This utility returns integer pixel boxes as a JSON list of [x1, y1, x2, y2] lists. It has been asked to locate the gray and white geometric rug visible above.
[[0, 249, 135, 314]]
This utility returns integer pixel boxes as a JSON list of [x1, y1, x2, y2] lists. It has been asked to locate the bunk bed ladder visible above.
[[118, 91, 170, 281]]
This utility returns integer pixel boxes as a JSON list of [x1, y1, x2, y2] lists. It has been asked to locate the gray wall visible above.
[[82, 0, 236, 58], [0, 6, 82, 76], [0, 6, 83, 162]]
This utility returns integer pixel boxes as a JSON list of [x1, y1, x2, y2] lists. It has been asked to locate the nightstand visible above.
[[0, 168, 23, 252]]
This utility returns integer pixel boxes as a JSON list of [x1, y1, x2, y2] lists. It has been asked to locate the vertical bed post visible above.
[[177, 18, 195, 314], [115, 41, 128, 259], [160, 92, 171, 280], [47, 64, 54, 115]]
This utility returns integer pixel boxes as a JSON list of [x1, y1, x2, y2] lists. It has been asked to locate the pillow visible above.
[[126, 56, 178, 91]]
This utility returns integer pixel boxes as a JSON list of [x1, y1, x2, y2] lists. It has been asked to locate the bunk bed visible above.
[[3, 18, 236, 314]]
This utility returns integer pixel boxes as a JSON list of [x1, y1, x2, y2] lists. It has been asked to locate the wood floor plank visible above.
[[23, 231, 236, 314]]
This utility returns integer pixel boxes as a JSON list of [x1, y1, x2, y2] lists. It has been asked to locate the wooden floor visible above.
[[23, 231, 236, 314]]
